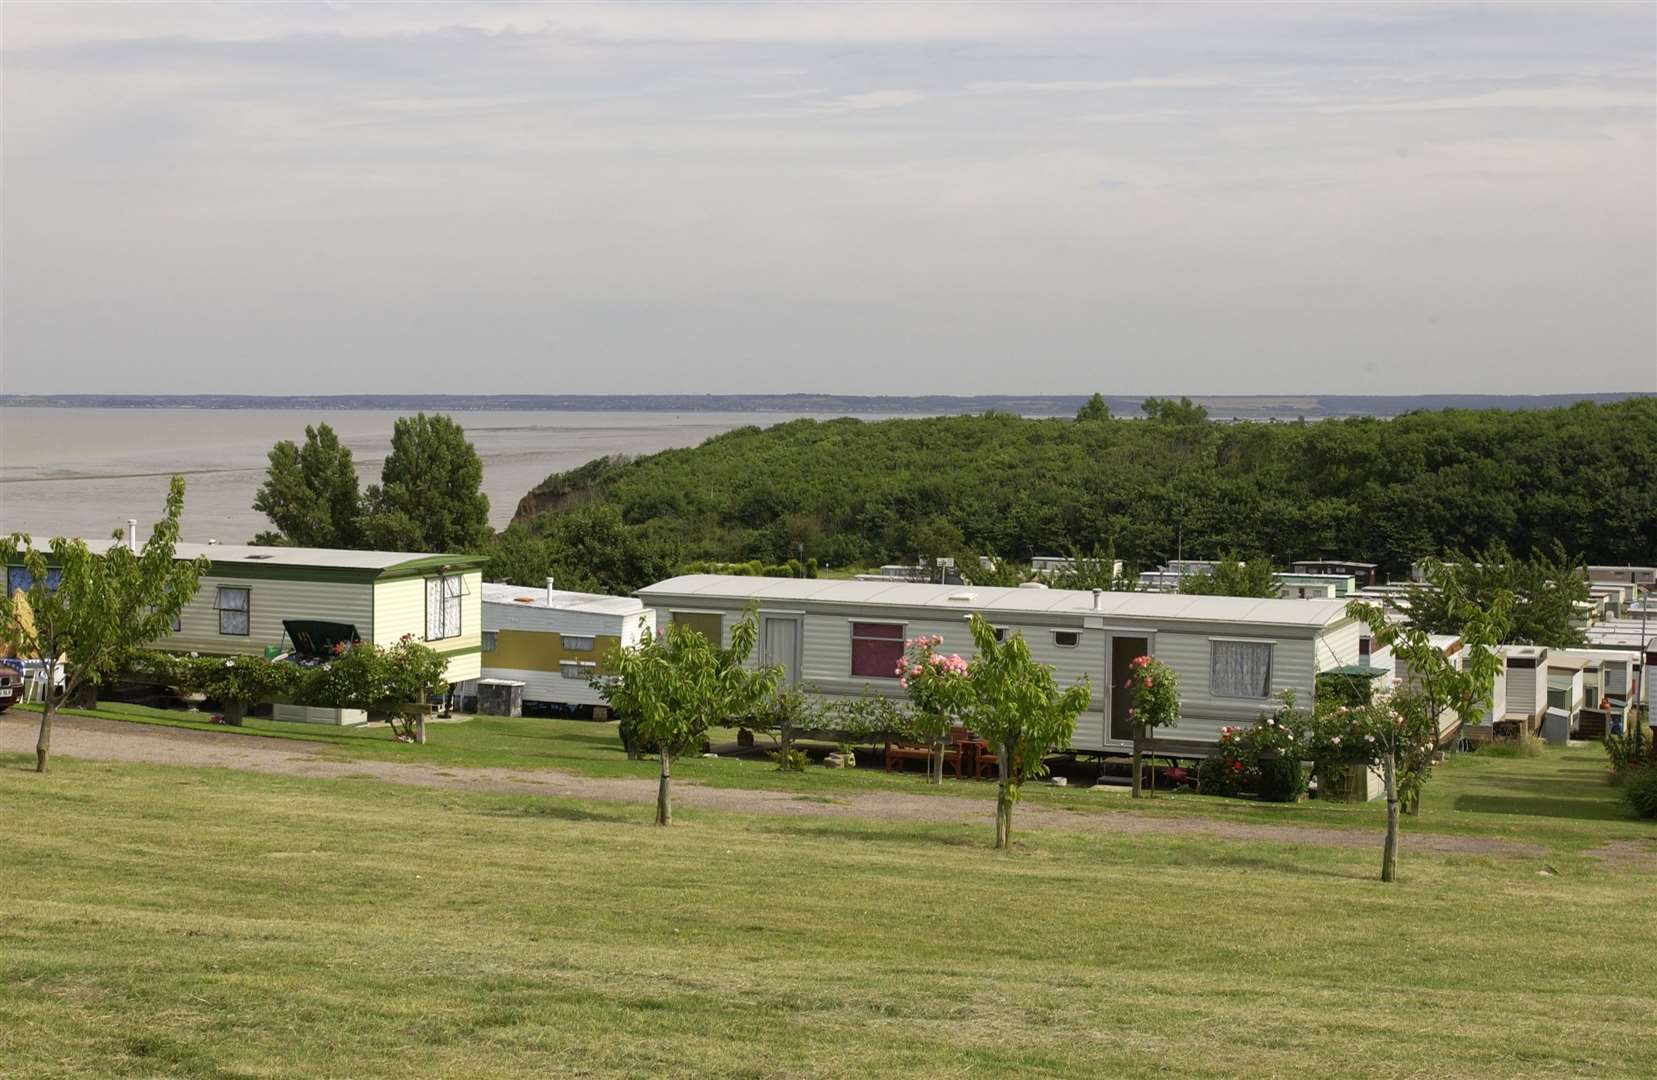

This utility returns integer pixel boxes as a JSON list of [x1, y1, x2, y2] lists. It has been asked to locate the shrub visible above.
[[1623, 765, 1657, 819], [1604, 733, 1634, 776], [1482, 734, 1545, 759], [1202, 707, 1308, 801], [769, 747, 808, 771], [1256, 756, 1310, 803]]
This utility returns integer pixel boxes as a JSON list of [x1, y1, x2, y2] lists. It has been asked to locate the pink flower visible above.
[[931, 634, 942, 645], [898, 678, 908, 689]]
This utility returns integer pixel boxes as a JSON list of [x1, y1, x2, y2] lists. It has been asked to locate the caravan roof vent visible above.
[[947, 590, 977, 603], [1018, 581, 1048, 590]]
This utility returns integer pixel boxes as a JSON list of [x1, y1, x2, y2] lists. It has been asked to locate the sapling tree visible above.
[[1126, 655, 1179, 798], [599, 608, 779, 825], [897, 633, 973, 784], [751, 682, 822, 771], [0, 477, 206, 772], [1346, 579, 1508, 882], [963, 616, 1091, 849]]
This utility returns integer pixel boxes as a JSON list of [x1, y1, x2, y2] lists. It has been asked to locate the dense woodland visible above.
[[503, 399, 1657, 591]]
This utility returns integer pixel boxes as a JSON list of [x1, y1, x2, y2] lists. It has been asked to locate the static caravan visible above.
[[160, 543, 485, 687], [464, 581, 655, 712], [1275, 572, 1356, 599], [636, 575, 1364, 754]]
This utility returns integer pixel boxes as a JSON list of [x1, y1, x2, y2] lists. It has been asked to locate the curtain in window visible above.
[[1212, 640, 1271, 698], [426, 578, 443, 640], [851, 622, 905, 678], [216, 587, 249, 636], [443, 575, 462, 638]]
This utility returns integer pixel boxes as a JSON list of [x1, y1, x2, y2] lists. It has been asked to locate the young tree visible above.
[[897, 633, 973, 784], [251, 422, 363, 547], [1075, 393, 1111, 422], [1178, 555, 1277, 598], [1346, 577, 1508, 882], [0, 477, 206, 772], [598, 608, 780, 825], [362, 413, 491, 552], [963, 616, 1091, 848], [1126, 655, 1180, 798]]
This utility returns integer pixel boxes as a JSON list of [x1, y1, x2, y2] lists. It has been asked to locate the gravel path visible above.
[[1, 715, 1542, 857]]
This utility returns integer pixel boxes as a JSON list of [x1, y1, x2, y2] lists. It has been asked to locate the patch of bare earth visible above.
[[2, 715, 1540, 857], [1585, 839, 1657, 872]]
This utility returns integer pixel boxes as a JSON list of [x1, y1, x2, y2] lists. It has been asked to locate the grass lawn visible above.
[[2, 740, 1655, 1077], [17, 701, 1656, 856]]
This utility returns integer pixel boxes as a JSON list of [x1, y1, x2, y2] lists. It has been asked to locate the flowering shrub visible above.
[[897, 634, 974, 783], [135, 652, 301, 726], [1198, 704, 1308, 801]]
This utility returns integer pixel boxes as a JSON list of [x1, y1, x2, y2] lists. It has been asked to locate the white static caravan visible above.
[[471, 582, 656, 710], [636, 575, 1364, 753]]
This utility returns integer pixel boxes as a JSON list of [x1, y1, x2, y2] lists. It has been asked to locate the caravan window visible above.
[[561, 660, 597, 680], [481, 631, 497, 653], [426, 575, 464, 641], [851, 622, 905, 678], [6, 566, 62, 594], [1211, 639, 1272, 699], [561, 635, 595, 652], [215, 587, 250, 636], [1052, 630, 1081, 649]]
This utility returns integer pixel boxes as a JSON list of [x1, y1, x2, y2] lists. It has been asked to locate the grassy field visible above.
[[2, 718, 1655, 1077]]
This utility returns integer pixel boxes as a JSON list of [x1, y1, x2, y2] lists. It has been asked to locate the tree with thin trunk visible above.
[[0, 477, 205, 772], [598, 609, 779, 825], [1346, 577, 1507, 882], [896, 633, 972, 785], [962, 616, 1091, 849], [1126, 655, 1179, 798]]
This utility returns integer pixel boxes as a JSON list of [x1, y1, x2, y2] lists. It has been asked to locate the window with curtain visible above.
[[482, 631, 497, 652], [851, 622, 905, 678], [426, 575, 464, 640], [1211, 640, 1272, 699], [6, 566, 62, 595], [561, 635, 594, 652], [215, 587, 250, 636], [561, 660, 597, 680]]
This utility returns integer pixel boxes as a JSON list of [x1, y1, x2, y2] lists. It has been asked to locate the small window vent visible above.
[[947, 591, 977, 603]]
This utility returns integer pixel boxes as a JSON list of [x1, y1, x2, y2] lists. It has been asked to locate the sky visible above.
[[2, 2, 1654, 396]]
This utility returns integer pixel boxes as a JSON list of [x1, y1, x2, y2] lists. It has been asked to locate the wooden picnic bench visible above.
[[883, 739, 963, 778]]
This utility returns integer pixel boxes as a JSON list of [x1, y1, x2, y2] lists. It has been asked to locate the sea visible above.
[[0, 407, 834, 543]]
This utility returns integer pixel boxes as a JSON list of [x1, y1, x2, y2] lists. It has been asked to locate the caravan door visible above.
[[761, 614, 803, 685]]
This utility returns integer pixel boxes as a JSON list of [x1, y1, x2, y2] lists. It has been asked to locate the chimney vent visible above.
[[1092, 588, 1103, 611], [126, 519, 138, 553], [547, 576, 557, 605]]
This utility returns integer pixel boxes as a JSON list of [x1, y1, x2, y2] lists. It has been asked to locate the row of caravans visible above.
[[635, 575, 1366, 753]]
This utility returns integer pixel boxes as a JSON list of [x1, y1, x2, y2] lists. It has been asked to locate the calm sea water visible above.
[[0, 408, 836, 543]]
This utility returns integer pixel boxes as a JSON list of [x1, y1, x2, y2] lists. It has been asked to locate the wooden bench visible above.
[[883, 740, 963, 778]]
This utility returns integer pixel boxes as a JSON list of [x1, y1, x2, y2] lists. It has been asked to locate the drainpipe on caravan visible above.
[[126, 519, 138, 553]]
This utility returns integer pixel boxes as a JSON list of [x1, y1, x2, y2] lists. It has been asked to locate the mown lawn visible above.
[[18, 701, 1655, 855], [2, 746, 1654, 1078]]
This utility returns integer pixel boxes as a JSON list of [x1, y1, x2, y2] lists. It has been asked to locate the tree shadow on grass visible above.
[[1453, 794, 1625, 821], [477, 802, 634, 825]]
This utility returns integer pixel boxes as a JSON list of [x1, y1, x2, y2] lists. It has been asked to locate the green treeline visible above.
[[503, 398, 1656, 589]]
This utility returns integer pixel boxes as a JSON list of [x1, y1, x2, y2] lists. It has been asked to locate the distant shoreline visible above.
[[1, 392, 1650, 419]]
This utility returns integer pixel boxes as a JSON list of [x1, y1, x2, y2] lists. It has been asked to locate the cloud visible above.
[[966, 77, 1227, 95], [1318, 86, 1655, 114]]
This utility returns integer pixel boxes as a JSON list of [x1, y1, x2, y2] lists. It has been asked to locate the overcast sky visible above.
[[2, 2, 1653, 396]]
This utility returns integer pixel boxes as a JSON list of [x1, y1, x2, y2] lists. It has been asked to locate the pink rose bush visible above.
[[897, 633, 975, 783]]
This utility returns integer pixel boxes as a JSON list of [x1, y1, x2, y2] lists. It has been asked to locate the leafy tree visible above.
[[362, 413, 490, 552], [1141, 396, 1209, 424], [0, 477, 206, 772], [911, 515, 965, 565], [251, 422, 363, 547], [484, 507, 681, 595], [963, 616, 1092, 849], [598, 608, 780, 824], [1346, 575, 1508, 882], [749, 682, 822, 771], [1404, 542, 1583, 647], [1178, 555, 1277, 598], [1046, 545, 1135, 592], [1075, 393, 1111, 422]]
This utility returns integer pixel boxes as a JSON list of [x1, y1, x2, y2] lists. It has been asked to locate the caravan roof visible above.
[[637, 575, 1350, 630]]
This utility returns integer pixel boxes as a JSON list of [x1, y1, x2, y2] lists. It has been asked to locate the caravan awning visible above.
[[283, 620, 361, 659]]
